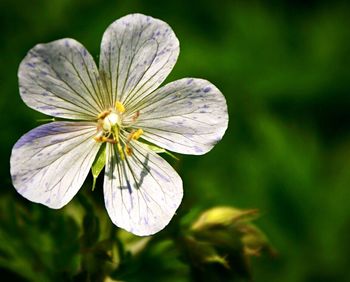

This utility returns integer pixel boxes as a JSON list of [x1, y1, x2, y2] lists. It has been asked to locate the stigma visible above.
[[102, 112, 121, 131]]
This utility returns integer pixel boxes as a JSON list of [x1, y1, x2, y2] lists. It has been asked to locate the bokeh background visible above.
[[1, 0, 350, 281]]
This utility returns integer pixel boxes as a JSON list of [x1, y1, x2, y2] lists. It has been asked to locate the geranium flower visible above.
[[10, 14, 228, 236]]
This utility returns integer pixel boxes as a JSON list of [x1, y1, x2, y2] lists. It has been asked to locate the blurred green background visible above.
[[1, 0, 350, 281]]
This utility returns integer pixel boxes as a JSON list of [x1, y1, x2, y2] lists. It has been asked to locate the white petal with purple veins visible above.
[[132, 78, 228, 155], [19, 39, 107, 120], [99, 13, 179, 107], [10, 122, 101, 208], [103, 141, 183, 236]]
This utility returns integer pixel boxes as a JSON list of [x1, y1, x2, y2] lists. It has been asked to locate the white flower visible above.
[[10, 14, 228, 236]]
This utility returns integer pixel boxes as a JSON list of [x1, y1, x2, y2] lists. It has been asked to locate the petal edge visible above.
[[19, 39, 106, 120], [99, 13, 179, 107], [132, 78, 229, 155], [103, 141, 183, 236], [11, 122, 101, 208]]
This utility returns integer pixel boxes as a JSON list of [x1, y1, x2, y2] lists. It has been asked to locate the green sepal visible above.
[[36, 118, 56, 122], [91, 143, 106, 191], [144, 143, 179, 160]]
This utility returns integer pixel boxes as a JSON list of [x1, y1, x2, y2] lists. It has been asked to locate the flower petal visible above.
[[132, 78, 228, 155], [103, 141, 183, 236], [19, 39, 107, 120], [99, 13, 179, 107], [10, 122, 101, 208]]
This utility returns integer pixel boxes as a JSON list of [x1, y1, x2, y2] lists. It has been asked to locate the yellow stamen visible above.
[[97, 110, 111, 119], [112, 126, 120, 143], [132, 110, 140, 122], [132, 128, 143, 140], [115, 101, 125, 113], [117, 143, 125, 160], [94, 135, 118, 144], [125, 145, 133, 156], [94, 135, 103, 142]]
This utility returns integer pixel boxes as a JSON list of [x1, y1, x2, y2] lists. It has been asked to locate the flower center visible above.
[[94, 101, 143, 160], [102, 112, 120, 132], [94, 109, 122, 144]]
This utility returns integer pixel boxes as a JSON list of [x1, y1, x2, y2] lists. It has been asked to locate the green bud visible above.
[[184, 206, 275, 280], [183, 236, 229, 269], [191, 206, 259, 231], [240, 224, 276, 257]]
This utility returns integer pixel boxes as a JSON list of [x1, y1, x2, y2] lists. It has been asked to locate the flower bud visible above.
[[182, 206, 275, 280]]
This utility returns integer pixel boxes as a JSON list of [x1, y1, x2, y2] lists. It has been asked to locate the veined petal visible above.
[[132, 78, 228, 155], [19, 39, 107, 120], [99, 13, 179, 107], [10, 122, 101, 208], [103, 141, 183, 236]]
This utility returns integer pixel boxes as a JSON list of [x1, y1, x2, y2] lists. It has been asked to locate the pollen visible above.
[[131, 128, 144, 140], [125, 145, 133, 156], [115, 101, 125, 113], [97, 110, 111, 119]]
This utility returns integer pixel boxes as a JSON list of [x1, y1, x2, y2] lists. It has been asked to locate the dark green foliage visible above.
[[0, 0, 350, 281]]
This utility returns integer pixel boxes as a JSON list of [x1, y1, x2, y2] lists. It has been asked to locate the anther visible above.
[[132, 110, 140, 122], [97, 110, 111, 119], [132, 128, 143, 140], [115, 101, 125, 113], [125, 145, 133, 156], [94, 135, 104, 142], [94, 135, 117, 144]]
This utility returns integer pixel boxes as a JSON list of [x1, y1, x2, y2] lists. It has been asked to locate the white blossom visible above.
[[10, 14, 228, 236]]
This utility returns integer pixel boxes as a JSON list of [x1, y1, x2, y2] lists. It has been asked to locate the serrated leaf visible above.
[[91, 144, 106, 190]]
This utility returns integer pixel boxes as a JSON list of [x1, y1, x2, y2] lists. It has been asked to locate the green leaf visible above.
[[91, 143, 106, 191]]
